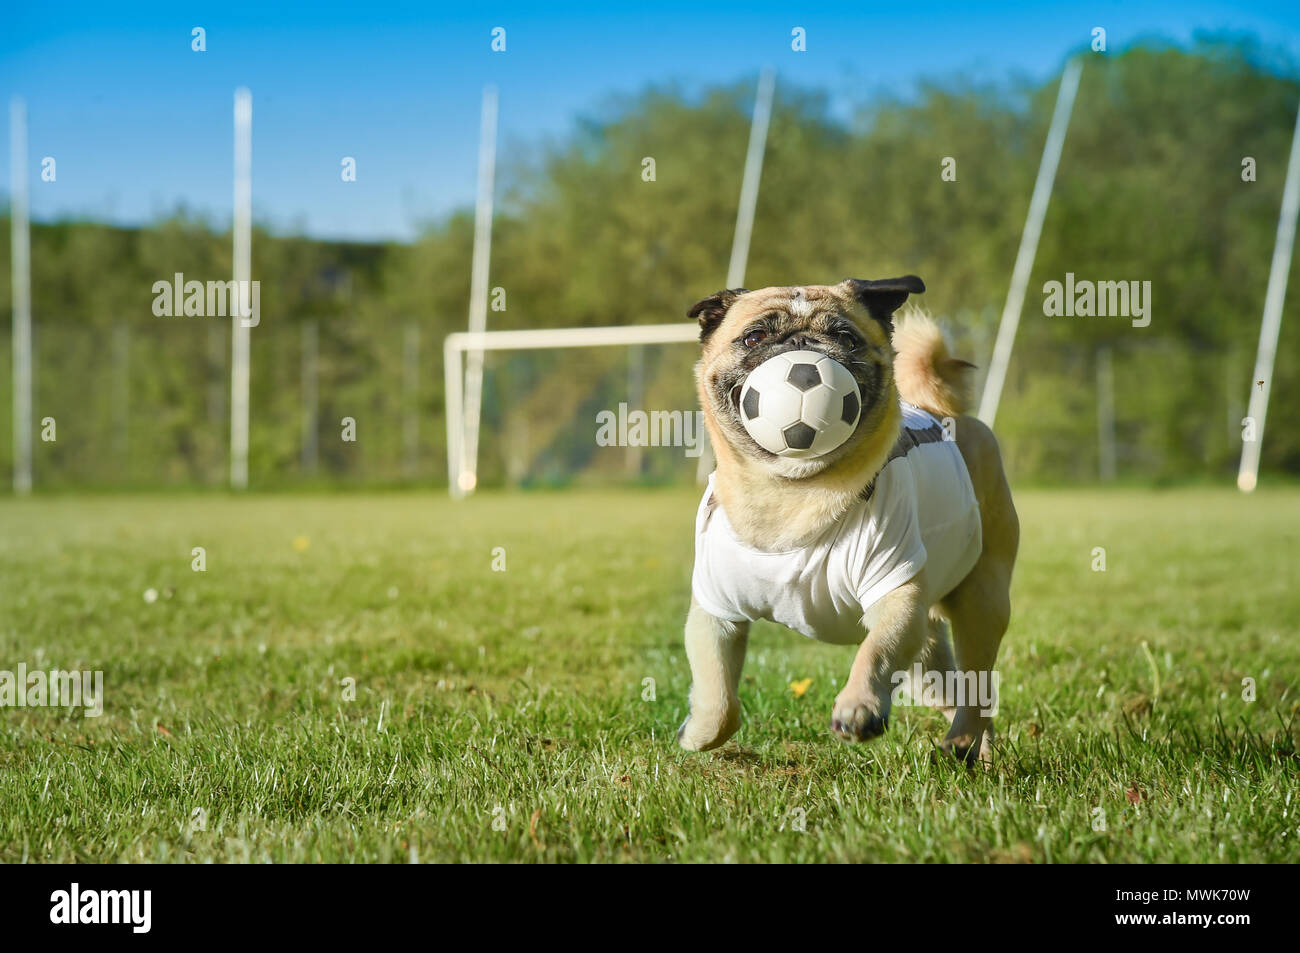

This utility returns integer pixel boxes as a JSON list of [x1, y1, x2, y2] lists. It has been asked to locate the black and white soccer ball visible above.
[[737, 350, 862, 458]]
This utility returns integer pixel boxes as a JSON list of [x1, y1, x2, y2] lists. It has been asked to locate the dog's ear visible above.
[[688, 288, 748, 342], [843, 276, 925, 332]]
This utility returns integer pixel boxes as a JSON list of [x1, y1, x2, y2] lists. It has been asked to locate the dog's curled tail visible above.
[[891, 307, 975, 419]]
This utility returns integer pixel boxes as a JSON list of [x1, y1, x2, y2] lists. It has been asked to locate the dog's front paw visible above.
[[677, 704, 740, 751], [830, 690, 889, 742]]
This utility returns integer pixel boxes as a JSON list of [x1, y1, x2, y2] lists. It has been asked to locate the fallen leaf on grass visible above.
[[529, 809, 542, 848], [1123, 694, 1152, 718]]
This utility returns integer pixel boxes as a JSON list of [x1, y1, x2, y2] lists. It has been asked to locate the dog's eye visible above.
[[836, 331, 860, 350], [743, 329, 767, 348]]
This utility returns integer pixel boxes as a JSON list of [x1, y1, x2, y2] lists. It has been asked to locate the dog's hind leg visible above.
[[939, 416, 1019, 765], [908, 613, 957, 718], [912, 614, 997, 757], [935, 568, 1011, 764], [678, 600, 750, 751]]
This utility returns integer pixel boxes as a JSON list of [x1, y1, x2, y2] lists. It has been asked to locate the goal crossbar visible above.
[[446, 323, 699, 353]]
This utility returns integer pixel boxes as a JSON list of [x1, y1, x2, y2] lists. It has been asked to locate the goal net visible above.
[[444, 324, 709, 495]]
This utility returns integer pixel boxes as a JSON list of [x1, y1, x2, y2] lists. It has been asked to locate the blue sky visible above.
[[2, 1, 1298, 242]]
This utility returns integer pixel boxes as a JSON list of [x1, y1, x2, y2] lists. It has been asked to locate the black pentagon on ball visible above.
[[783, 422, 817, 450], [842, 391, 860, 425], [786, 362, 822, 391], [742, 387, 761, 420]]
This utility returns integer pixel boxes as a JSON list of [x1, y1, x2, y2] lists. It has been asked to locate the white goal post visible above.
[[977, 57, 1082, 428], [444, 323, 701, 495], [1237, 94, 1300, 493], [446, 68, 777, 498]]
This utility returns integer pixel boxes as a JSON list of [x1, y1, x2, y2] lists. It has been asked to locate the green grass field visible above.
[[1, 487, 1296, 863]]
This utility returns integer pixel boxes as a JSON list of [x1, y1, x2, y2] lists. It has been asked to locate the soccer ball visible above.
[[738, 350, 862, 458]]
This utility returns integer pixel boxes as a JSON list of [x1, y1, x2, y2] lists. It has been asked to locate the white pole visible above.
[[726, 67, 776, 289], [458, 85, 498, 496], [10, 96, 32, 494], [699, 69, 777, 482], [230, 87, 253, 489], [444, 336, 464, 495], [1238, 96, 1300, 493], [978, 58, 1083, 427]]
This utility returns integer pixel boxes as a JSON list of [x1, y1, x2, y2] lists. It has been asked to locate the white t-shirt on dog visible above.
[[691, 403, 982, 645]]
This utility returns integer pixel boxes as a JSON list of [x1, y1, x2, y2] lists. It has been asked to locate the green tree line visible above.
[[1, 33, 1297, 488]]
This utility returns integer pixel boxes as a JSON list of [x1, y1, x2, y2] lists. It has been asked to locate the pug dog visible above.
[[677, 277, 1019, 763]]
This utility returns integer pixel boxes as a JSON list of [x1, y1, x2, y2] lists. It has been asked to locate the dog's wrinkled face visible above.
[[690, 277, 924, 479]]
